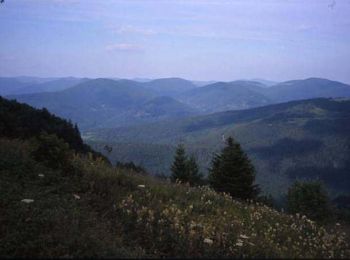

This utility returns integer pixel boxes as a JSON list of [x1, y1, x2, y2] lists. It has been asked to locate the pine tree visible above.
[[208, 136, 259, 200], [186, 155, 202, 186], [170, 144, 188, 183], [287, 181, 332, 222]]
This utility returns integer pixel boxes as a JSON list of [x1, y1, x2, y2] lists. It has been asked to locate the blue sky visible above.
[[0, 0, 349, 83]]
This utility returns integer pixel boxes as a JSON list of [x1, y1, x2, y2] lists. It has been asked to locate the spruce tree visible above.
[[186, 155, 202, 186], [170, 144, 188, 183], [208, 136, 259, 200], [287, 181, 332, 222]]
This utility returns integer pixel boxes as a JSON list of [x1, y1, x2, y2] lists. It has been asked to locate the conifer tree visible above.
[[186, 155, 202, 186], [208, 136, 259, 200], [170, 144, 188, 183], [287, 181, 332, 222]]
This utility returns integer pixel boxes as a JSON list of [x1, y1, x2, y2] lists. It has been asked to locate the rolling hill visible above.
[[265, 78, 350, 102], [85, 98, 350, 198], [178, 81, 271, 113], [143, 77, 197, 96]]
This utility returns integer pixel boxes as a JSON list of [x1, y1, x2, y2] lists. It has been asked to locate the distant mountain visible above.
[[0, 77, 88, 95], [138, 96, 198, 118], [265, 78, 350, 102], [0, 78, 32, 96], [143, 78, 197, 96], [9, 78, 198, 129], [178, 80, 271, 113], [251, 78, 278, 87], [191, 80, 217, 87], [10, 76, 57, 84], [24, 77, 89, 93], [86, 98, 350, 198]]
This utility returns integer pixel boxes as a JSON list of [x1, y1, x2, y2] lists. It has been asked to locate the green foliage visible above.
[[209, 137, 259, 200], [287, 181, 332, 222], [170, 145, 202, 186], [170, 144, 188, 183], [186, 155, 203, 186]]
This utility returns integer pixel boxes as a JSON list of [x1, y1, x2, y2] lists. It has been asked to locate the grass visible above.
[[1, 138, 349, 258]]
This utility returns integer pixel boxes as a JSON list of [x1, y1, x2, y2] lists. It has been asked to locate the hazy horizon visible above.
[[1, 0, 350, 83]]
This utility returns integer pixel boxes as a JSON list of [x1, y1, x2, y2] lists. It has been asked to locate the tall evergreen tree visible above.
[[208, 136, 259, 200], [170, 144, 188, 183], [186, 155, 202, 186]]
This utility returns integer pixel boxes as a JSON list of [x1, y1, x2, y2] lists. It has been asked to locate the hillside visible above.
[[86, 98, 350, 198], [1, 137, 349, 257], [178, 81, 271, 113], [265, 78, 350, 102], [143, 77, 197, 96], [0, 96, 104, 157]]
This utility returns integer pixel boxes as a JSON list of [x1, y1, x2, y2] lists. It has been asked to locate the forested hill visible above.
[[0, 96, 104, 159]]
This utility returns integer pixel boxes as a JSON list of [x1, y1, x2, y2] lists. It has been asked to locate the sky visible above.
[[0, 0, 350, 83]]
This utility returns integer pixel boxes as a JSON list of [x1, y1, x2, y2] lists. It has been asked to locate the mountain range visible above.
[[4, 76, 350, 130], [2, 75, 350, 198]]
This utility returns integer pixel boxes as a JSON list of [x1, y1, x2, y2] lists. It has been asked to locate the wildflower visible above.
[[137, 184, 146, 188], [73, 194, 80, 200], [204, 238, 213, 245], [236, 239, 244, 247], [21, 199, 34, 203]]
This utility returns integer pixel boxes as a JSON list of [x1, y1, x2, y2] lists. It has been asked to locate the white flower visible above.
[[137, 184, 146, 188], [236, 241, 243, 247], [240, 234, 249, 239], [204, 238, 213, 245], [21, 199, 34, 203], [73, 194, 80, 200], [38, 174, 44, 178]]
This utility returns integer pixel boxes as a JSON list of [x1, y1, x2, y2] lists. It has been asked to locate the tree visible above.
[[170, 144, 188, 183], [287, 181, 332, 222], [208, 136, 259, 200], [186, 155, 203, 186]]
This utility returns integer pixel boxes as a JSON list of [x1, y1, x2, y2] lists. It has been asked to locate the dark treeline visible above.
[[0, 96, 107, 161]]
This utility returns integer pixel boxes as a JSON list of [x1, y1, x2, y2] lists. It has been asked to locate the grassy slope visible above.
[[1, 138, 349, 258], [85, 98, 350, 197]]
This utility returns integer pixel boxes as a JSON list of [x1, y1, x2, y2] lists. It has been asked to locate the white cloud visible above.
[[114, 25, 156, 36], [105, 43, 144, 51]]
